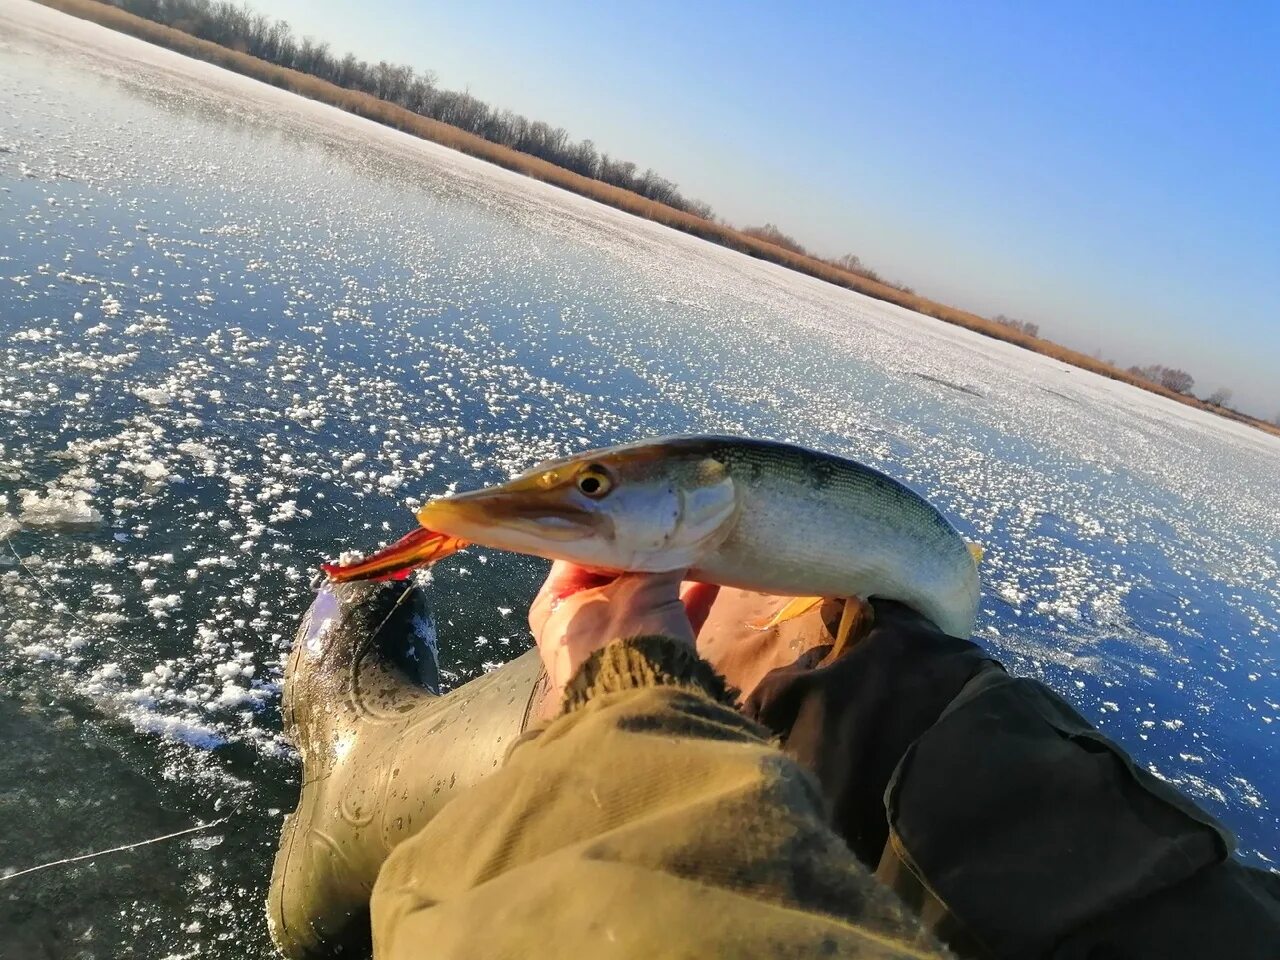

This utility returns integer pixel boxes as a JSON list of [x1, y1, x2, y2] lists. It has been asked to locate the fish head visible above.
[[416, 441, 738, 572]]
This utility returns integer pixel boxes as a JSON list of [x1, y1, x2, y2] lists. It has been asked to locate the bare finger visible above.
[[680, 581, 721, 634]]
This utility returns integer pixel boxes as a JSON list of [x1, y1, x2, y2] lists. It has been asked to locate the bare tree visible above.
[[1206, 388, 1232, 407], [1159, 368, 1195, 394], [563, 139, 599, 178], [684, 199, 714, 220], [1127, 363, 1195, 394], [992, 314, 1040, 338]]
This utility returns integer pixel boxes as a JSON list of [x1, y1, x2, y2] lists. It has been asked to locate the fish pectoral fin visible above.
[[747, 595, 825, 631], [829, 596, 874, 661], [967, 541, 985, 564]]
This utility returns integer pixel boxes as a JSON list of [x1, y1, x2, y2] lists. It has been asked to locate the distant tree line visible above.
[[1120, 366, 1266, 418], [1127, 363, 1195, 395], [99, 0, 915, 293], [103, 0, 714, 218], [990, 314, 1040, 338], [741, 223, 914, 294]]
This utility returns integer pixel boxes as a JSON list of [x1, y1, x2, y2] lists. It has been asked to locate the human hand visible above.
[[528, 561, 720, 702]]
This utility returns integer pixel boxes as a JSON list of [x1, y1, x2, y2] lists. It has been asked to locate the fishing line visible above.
[[0, 815, 232, 883], [7, 538, 88, 625], [350, 580, 423, 718], [4, 538, 256, 883]]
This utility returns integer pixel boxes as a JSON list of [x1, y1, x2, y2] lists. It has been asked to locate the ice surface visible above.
[[0, 1, 1276, 955]]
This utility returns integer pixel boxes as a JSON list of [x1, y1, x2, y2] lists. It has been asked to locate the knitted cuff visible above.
[[561, 635, 737, 714]]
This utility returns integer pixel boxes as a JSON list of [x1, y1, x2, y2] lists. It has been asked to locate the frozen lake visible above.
[[1, 1, 1276, 955]]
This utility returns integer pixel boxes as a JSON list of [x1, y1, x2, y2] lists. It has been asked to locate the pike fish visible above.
[[322, 436, 982, 638]]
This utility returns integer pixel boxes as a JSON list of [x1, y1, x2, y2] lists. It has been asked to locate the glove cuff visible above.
[[562, 635, 736, 713]]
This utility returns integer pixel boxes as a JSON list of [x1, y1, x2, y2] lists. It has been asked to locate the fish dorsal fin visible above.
[[748, 595, 825, 631], [967, 542, 984, 564]]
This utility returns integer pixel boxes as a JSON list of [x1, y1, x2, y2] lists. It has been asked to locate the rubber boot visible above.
[[267, 580, 545, 959]]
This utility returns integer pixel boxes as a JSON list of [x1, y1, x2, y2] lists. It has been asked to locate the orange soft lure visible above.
[[321, 527, 469, 583]]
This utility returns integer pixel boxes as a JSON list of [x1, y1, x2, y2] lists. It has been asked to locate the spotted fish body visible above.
[[669, 437, 979, 638], [327, 435, 982, 639]]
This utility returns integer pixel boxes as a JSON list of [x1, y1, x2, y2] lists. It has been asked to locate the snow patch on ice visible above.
[[133, 385, 172, 405], [17, 488, 103, 530]]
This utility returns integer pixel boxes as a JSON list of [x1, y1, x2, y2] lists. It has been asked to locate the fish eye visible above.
[[576, 465, 614, 498]]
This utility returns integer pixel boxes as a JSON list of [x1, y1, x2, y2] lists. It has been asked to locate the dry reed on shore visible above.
[[32, 0, 1279, 438]]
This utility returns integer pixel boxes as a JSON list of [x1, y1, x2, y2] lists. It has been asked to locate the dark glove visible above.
[[741, 598, 998, 865]]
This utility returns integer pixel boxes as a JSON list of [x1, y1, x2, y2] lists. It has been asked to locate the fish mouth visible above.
[[323, 480, 603, 583], [321, 527, 468, 583], [416, 489, 596, 553]]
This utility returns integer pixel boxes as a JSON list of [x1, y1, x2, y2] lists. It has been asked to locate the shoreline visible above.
[[28, 0, 1279, 440]]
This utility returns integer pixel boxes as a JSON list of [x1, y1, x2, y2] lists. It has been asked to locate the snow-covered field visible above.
[[1, 1, 1276, 955]]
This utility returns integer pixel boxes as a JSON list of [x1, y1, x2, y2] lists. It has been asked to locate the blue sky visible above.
[[252, 0, 1279, 416]]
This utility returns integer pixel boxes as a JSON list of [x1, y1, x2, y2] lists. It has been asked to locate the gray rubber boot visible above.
[[267, 580, 546, 959]]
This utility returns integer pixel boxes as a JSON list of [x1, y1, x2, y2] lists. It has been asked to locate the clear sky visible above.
[[250, 0, 1279, 416]]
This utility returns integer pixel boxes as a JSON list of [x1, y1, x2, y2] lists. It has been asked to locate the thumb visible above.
[[680, 581, 721, 634]]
